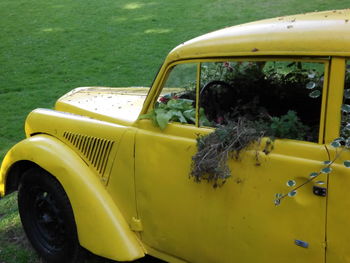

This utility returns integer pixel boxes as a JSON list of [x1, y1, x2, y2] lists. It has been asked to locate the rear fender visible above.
[[0, 134, 144, 261]]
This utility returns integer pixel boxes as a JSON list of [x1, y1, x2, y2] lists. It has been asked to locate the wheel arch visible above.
[[4, 160, 38, 195], [0, 134, 145, 261]]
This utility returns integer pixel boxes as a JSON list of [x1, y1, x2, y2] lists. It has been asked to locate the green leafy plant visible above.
[[140, 98, 195, 130], [140, 97, 211, 130], [262, 110, 310, 140]]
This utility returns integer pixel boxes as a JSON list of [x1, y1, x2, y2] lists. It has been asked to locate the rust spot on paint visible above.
[[235, 178, 243, 184]]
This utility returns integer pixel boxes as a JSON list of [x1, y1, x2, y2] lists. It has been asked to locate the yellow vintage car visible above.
[[1, 9, 350, 263]]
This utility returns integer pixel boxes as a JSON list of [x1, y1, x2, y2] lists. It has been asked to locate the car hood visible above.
[[55, 87, 149, 125]]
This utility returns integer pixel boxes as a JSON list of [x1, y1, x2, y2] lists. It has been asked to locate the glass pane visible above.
[[199, 61, 324, 142], [341, 61, 350, 137], [156, 63, 197, 126]]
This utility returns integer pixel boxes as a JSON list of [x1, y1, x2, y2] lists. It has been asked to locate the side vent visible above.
[[63, 132, 114, 175]]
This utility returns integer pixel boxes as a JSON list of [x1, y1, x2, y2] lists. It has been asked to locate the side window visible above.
[[154, 63, 197, 128], [341, 61, 350, 137], [199, 61, 325, 142]]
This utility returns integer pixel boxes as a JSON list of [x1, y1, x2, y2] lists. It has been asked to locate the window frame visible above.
[[155, 57, 330, 144], [324, 57, 346, 144]]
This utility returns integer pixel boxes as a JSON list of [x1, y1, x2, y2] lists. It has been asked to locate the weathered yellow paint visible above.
[[324, 58, 350, 263], [168, 10, 350, 60], [0, 135, 144, 261], [318, 59, 330, 144], [130, 217, 143, 232], [107, 127, 139, 228], [326, 149, 350, 263], [324, 57, 346, 143], [25, 108, 127, 183], [56, 87, 149, 126], [135, 120, 328, 263]]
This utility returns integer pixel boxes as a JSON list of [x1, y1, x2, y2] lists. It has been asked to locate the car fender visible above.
[[0, 134, 145, 261]]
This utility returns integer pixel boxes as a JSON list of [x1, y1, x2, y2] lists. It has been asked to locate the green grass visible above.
[[1, 0, 350, 262], [0, 193, 39, 263]]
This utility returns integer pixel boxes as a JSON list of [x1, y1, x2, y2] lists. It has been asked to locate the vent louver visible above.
[[63, 132, 114, 175]]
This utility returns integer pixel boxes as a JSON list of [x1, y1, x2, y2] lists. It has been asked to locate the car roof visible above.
[[166, 9, 350, 62]]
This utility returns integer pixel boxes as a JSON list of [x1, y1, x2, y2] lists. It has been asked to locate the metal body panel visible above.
[[135, 120, 328, 263], [25, 108, 127, 182], [168, 10, 350, 61], [0, 135, 144, 261], [326, 153, 350, 263], [56, 87, 148, 126], [323, 57, 350, 263], [107, 128, 139, 229]]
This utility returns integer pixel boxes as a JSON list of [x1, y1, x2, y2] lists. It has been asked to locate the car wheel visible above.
[[18, 167, 84, 263]]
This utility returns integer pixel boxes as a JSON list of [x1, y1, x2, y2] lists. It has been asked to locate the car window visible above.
[[155, 63, 197, 126], [199, 60, 325, 142], [341, 61, 350, 137]]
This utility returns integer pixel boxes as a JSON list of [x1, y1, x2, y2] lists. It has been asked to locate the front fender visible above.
[[0, 134, 144, 261]]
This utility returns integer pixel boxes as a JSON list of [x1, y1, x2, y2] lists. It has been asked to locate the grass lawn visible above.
[[1, 0, 350, 262], [0, 193, 39, 263]]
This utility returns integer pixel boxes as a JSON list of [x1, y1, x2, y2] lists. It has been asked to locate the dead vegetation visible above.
[[191, 118, 266, 187]]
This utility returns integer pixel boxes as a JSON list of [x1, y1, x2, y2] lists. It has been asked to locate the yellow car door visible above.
[[135, 58, 329, 263]]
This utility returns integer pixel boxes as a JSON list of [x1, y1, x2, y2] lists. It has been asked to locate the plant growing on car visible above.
[[191, 111, 309, 187], [274, 137, 350, 206], [139, 96, 210, 129], [139, 97, 195, 130], [191, 118, 265, 188], [191, 61, 321, 187], [142, 61, 333, 190], [274, 78, 350, 206]]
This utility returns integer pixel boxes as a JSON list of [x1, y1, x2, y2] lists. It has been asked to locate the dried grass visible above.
[[191, 118, 265, 187]]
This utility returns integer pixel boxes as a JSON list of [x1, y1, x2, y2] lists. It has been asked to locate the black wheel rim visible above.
[[28, 186, 68, 253]]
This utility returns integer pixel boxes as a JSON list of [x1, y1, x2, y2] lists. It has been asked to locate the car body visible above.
[[1, 9, 350, 263]]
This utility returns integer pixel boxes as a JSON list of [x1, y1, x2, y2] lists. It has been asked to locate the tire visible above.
[[18, 167, 84, 263]]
